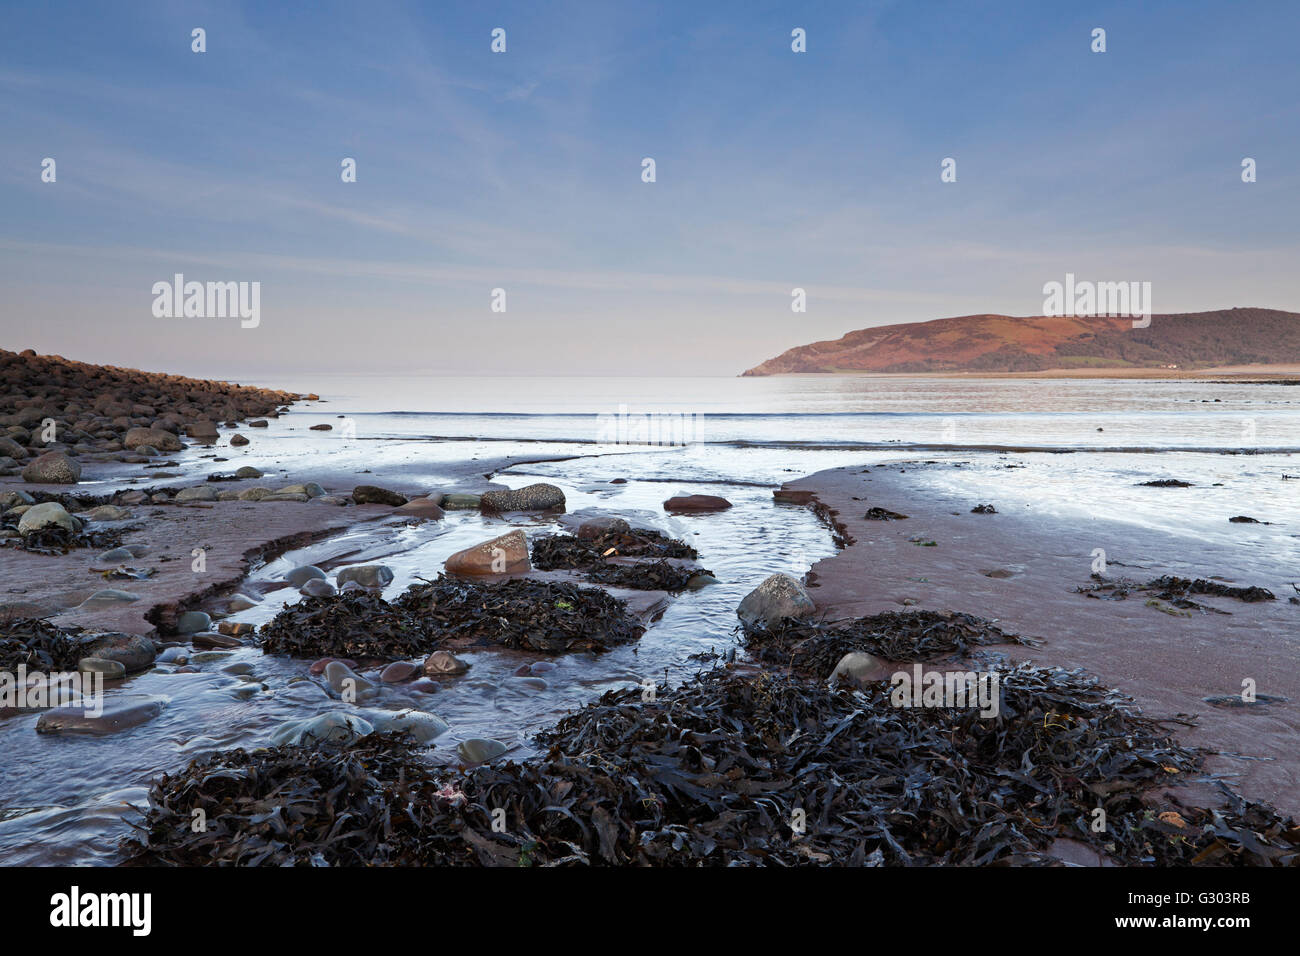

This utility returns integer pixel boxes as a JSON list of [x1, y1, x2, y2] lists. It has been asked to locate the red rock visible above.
[[664, 494, 732, 513], [444, 529, 530, 575]]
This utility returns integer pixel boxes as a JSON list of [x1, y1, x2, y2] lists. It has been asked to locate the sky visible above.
[[1, 0, 1297, 379]]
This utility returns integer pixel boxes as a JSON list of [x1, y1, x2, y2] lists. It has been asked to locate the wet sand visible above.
[[787, 462, 1300, 816]]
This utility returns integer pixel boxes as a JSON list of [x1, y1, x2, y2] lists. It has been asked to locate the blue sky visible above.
[[1, 0, 1297, 377]]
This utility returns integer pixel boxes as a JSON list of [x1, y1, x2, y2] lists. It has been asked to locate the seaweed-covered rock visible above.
[[352, 485, 408, 506], [17, 501, 75, 535], [743, 610, 1038, 678], [530, 532, 707, 591], [259, 591, 429, 660], [395, 574, 644, 654]]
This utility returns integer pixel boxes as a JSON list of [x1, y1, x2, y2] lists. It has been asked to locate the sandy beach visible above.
[[783, 462, 1299, 817]]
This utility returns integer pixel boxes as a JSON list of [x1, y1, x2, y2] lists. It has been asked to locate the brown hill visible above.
[[742, 308, 1300, 375]]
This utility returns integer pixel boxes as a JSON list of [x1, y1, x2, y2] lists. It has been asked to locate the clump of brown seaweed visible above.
[[258, 591, 429, 660], [121, 665, 1300, 867], [741, 609, 1041, 679], [0, 617, 86, 673], [394, 574, 645, 654], [1077, 575, 1276, 610], [531, 533, 707, 591], [1, 514, 125, 555]]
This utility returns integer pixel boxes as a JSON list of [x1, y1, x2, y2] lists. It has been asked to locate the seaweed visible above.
[[532, 529, 698, 563], [583, 558, 702, 592], [741, 609, 1041, 679], [1, 517, 125, 556], [0, 617, 87, 673], [1077, 575, 1275, 610], [258, 591, 429, 660], [121, 666, 1300, 867], [531, 533, 707, 592], [394, 574, 645, 654]]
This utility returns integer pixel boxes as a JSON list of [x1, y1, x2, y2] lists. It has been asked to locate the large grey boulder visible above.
[[736, 573, 816, 627], [17, 501, 75, 534], [336, 565, 394, 589], [480, 483, 565, 513], [79, 632, 156, 673]]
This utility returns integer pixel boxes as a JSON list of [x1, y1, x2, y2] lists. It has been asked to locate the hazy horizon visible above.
[[3, 0, 1298, 378]]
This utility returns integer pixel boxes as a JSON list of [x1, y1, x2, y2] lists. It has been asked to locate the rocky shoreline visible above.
[[0, 348, 306, 483]]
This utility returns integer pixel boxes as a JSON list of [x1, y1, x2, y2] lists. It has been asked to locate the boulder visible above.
[[736, 573, 815, 627], [439, 493, 481, 510], [664, 493, 731, 512], [185, 421, 219, 440], [21, 451, 81, 484], [285, 565, 327, 587], [336, 565, 394, 589], [84, 504, 131, 521], [324, 661, 378, 701], [395, 497, 445, 519], [36, 697, 167, 735], [300, 578, 336, 597], [123, 427, 183, 452], [79, 632, 156, 673], [457, 738, 508, 763], [828, 651, 891, 687], [364, 709, 449, 744], [423, 650, 470, 676], [17, 501, 75, 534], [379, 661, 420, 682], [229, 433, 249, 446], [234, 465, 263, 478], [175, 485, 218, 502], [277, 482, 325, 498], [480, 483, 566, 513], [352, 484, 408, 506], [78, 657, 126, 679], [444, 529, 530, 575], [270, 712, 373, 747], [176, 610, 212, 634], [0, 436, 28, 459]]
